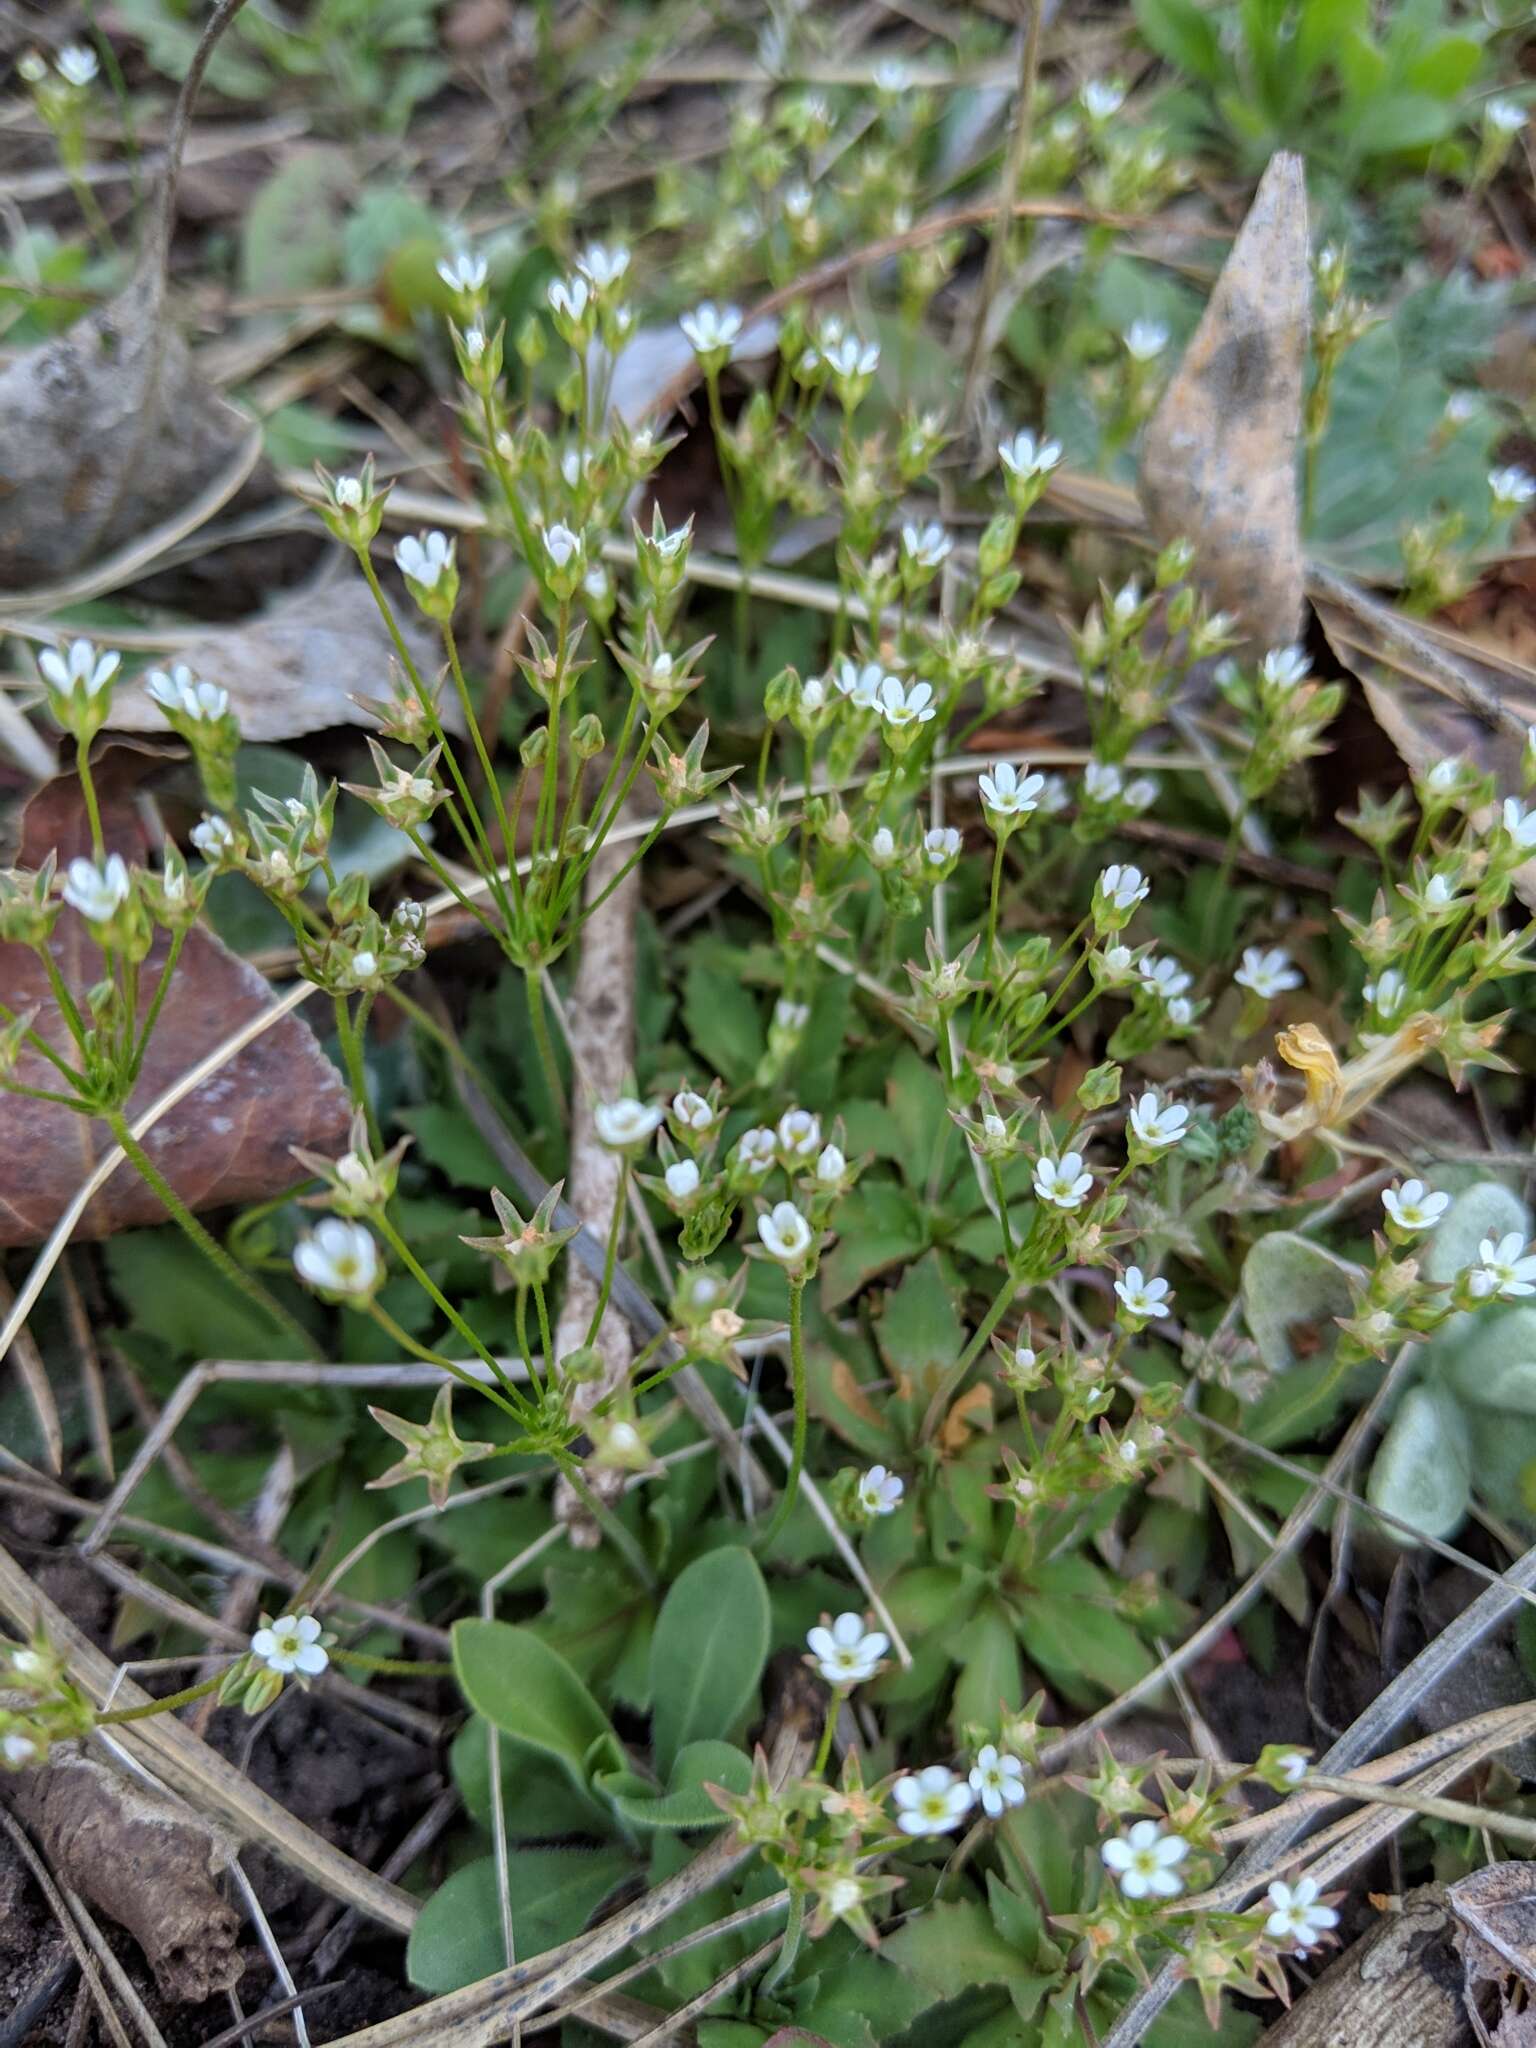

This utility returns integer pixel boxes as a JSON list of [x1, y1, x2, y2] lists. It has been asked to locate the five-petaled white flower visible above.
[[664, 1160, 701, 1201], [437, 251, 487, 294], [1235, 945, 1303, 999], [594, 1097, 664, 1150], [821, 333, 880, 378], [1472, 1232, 1536, 1300], [293, 1218, 378, 1297], [834, 659, 889, 709], [1490, 466, 1536, 509], [1123, 319, 1168, 362], [548, 274, 590, 322], [1260, 645, 1311, 691], [1485, 97, 1527, 134], [968, 1745, 1027, 1817], [1141, 955, 1193, 1001], [1080, 78, 1126, 120], [40, 637, 120, 699], [56, 44, 99, 87], [758, 1200, 813, 1265], [876, 675, 937, 730], [778, 1107, 822, 1157], [679, 302, 742, 355], [892, 1765, 975, 1836], [736, 1127, 777, 1175], [1083, 761, 1123, 804], [1382, 1179, 1449, 1233], [817, 1143, 847, 1183], [395, 530, 455, 589], [1102, 1820, 1189, 1899], [1265, 1877, 1338, 1951], [1098, 863, 1149, 913], [901, 520, 952, 569], [543, 523, 582, 570], [191, 816, 235, 861], [250, 1613, 328, 1679], [857, 1465, 903, 1516], [1275, 1750, 1309, 1786], [921, 826, 961, 866], [146, 664, 228, 722], [62, 854, 129, 922], [980, 761, 1045, 817], [1124, 775, 1158, 812], [672, 1090, 715, 1131], [333, 475, 364, 508], [806, 1612, 888, 1685], [998, 429, 1062, 479], [1035, 1153, 1093, 1210], [1365, 967, 1407, 1017], [1502, 797, 1536, 851], [577, 242, 630, 290], [775, 997, 810, 1032], [1128, 1091, 1188, 1150], [1115, 1266, 1173, 1320]]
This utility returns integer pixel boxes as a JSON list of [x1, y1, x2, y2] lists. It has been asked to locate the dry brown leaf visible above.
[[102, 572, 453, 741], [1140, 151, 1309, 649], [0, 758, 349, 1246]]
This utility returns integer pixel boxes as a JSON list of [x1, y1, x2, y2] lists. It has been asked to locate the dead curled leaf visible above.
[[1139, 151, 1310, 650], [99, 571, 454, 742], [0, 759, 350, 1247]]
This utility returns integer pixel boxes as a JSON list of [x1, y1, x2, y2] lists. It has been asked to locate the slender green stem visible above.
[[365, 1297, 526, 1420], [330, 1646, 453, 1677], [756, 1276, 809, 1553], [525, 969, 568, 1121], [813, 1692, 842, 1778], [918, 1262, 1022, 1444], [129, 929, 185, 1078], [372, 1210, 517, 1391], [554, 1449, 657, 1591], [583, 1161, 629, 1349], [108, 1111, 318, 1356], [76, 747, 105, 861], [443, 621, 517, 862], [95, 1671, 227, 1725]]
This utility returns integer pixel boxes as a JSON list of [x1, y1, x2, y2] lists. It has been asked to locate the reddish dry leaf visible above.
[[0, 759, 349, 1247], [1139, 151, 1309, 650]]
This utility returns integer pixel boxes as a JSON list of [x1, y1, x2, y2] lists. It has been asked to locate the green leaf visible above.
[[952, 1602, 1023, 1735], [449, 1717, 614, 1839], [1241, 1230, 1362, 1372], [406, 1845, 632, 1992], [874, 1251, 962, 1399], [683, 951, 764, 1086], [104, 1230, 312, 1363], [648, 1546, 770, 1777], [394, 1104, 505, 1190], [818, 1180, 928, 1308], [804, 1325, 902, 1461], [453, 1619, 622, 1787], [1367, 1383, 1472, 1544], [1134, 0, 1225, 83], [602, 1740, 752, 1829], [883, 1899, 1024, 1997], [1423, 1181, 1530, 1288], [1438, 1307, 1536, 1414], [240, 148, 352, 297], [885, 1047, 951, 1187]]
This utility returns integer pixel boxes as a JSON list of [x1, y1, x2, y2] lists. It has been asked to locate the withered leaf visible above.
[[0, 760, 350, 1247], [1140, 151, 1309, 650], [102, 572, 454, 742]]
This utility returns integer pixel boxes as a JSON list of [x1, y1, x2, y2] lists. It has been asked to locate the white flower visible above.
[[968, 1745, 1027, 1817], [1485, 97, 1527, 135], [56, 44, 99, 87], [1083, 761, 1122, 804], [1502, 797, 1536, 851], [1382, 1179, 1449, 1233], [1473, 1232, 1536, 1300], [1423, 872, 1457, 912], [1100, 944, 1137, 983], [679, 302, 742, 355], [1034, 1153, 1092, 1210], [774, 998, 810, 1033], [293, 1218, 378, 1297], [1115, 1266, 1173, 1320], [61, 853, 130, 922], [901, 520, 953, 569], [548, 274, 590, 322], [1111, 580, 1142, 621], [873, 57, 911, 94], [333, 475, 364, 508], [1260, 645, 1311, 691], [1128, 1091, 1187, 1150], [892, 1765, 975, 1836], [782, 182, 814, 221], [1080, 78, 1125, 120], [821, 333, 880, 378], [1098, 863, 1149, 913], [347, 950, 379, 985], [2, 1732, 38, 1767], [437, 251, 487, 294], [980, 761, 1046, 817], [250, 1613, 328, 1678], [191, 816, 235, 861], [800, 677, 827, 713], [869, 826, 897, 863], [1490, 466, 1536, 509], [543, 523, 582, 570], [778, 1107, 822, 1157], [664, 1160, 701, 1201], [1264, 1878, 1338, 1950], [39, 637, 120, 699], [833, 659, 889, 710], [807, 1611, 888, 1685], [1124, 777, 1158, 811], [146, 664, 228, 722], [758, 1200, 813, 1264], [1274, 1750, 1309, 1785], [1364, 967, 1406, 1017], [1101, 1820, 1189, 1900], [461, 325, 488, 363], [1014, 1345, 1037, 1375], [920, 826, 961, 867], [998, 429, 1062, 479], [1140, 955, 1192, 1001], [1166, 996, 1194, 1028], [1234, 945, 1303, 999], [1424, 758, 1462, 794], [576, 241, 630, 290], [672, 1089, 715, 1131], [1123, 319, 1169, 362], [1038, 773, 1071, 814], [875, 675, 937, 730], [395, 530, 455, 589], [594, 1097, 664, 1150], [816, 1143, 846, 1183], [857, 1466, 903, 1515], [736, 1127, 777, 1175]]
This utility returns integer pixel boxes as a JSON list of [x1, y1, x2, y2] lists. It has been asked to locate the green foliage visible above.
[[647, 1546, 771, 1776], [406, 1844, 633, 1992], [452, 1619, 626, 1792]]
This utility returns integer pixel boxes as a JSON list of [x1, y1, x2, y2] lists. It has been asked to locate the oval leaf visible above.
[[603, 1740, 753, 1830], [453, 1619, 620, 1786], [647, 1546, 770, 1778], [407, 1845, 632, 1993], [1368, 1383, 1472, 1545]]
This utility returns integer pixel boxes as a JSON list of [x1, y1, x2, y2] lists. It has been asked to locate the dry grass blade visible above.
[[627, 1936, 784, 2048], [0, 1272, 63, 1472]]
